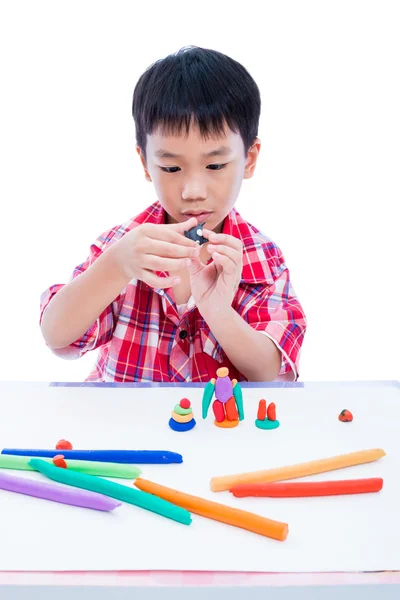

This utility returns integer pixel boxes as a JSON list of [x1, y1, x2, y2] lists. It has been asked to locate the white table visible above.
[[0, 380, 399, 599]]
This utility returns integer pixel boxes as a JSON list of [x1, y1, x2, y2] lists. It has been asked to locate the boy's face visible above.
[[137, 124, 260, 233]]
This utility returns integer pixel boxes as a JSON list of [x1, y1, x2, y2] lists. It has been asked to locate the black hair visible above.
[[132, 46, 261, 160]]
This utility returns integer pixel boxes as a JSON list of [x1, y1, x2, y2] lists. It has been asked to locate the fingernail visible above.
[[192, 248, 199, 257], [173, 277, 181, 284], [185, 259, 192, 267]]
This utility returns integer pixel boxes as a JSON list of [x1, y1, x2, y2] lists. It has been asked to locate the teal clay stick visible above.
[[202, 380, 215, 418], [233, 382, 244, 421], [0, 454, 141, 479], [30, 459, 192, 526]]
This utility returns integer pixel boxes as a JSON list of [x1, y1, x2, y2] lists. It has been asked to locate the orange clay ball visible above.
[[216, 367, 229, 378]]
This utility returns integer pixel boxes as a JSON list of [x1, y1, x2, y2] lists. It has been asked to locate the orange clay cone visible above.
[[257, 400, 267, 421], [267, 402, 276, 421]]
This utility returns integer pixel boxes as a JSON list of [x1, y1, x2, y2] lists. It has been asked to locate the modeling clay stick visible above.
[[0, 471, 120, 511], [230, 477, 384, 498], [210, 448, 386, 492], [0, 455, 141, 479], [134, 478, 288, 541], [30, 459, 191, 526], [2, 449, 182, 464]]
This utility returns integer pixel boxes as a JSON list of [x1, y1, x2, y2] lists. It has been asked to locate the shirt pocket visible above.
[[200, 327, 225, 364]]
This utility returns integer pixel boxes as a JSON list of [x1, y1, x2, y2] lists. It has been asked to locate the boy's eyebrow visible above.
[[154, 146, 232, 159]]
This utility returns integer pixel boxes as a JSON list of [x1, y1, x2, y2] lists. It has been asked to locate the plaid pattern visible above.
[[40, 202, 307, 382]]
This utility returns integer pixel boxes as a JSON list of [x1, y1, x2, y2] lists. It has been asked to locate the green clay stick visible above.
[[0, 454, 141, 479], [29, 459, 192, 526]]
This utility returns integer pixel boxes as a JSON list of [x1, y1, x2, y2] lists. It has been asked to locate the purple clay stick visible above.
[[0, 471, 121, 512]]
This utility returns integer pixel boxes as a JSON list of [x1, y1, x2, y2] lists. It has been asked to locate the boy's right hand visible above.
[[110, 217, 199, 289]]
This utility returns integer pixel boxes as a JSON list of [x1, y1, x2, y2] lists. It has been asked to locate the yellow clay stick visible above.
[[210, 448, 386, 492]]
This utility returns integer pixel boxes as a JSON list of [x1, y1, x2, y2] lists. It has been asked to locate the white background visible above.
[[0, 1, 398, 383]]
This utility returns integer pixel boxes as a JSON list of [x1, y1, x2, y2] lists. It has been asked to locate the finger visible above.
[[202, 230, 243, 251], [142, 270, 181, 290], [145, 239, 200, 259], [206, 243, 240, 265], [185, 256, 203, 276], [211, 251, 237, 276], [147, 218, 199, 246], [144, 254, 192, 273], [151, 227, 199, 247], [169, 216, 198, 233]]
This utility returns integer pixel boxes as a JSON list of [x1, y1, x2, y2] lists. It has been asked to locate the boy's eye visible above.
[[207, 163, 227, 171], [159, 163, 227, 174], [160, 166, 181, 173]]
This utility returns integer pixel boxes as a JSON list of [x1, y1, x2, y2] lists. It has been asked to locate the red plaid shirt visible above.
[[40, 202, 307, 382]]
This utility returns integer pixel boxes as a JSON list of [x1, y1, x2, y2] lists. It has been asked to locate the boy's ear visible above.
[[243, 138, 261, 179], [136, 146, 152, 182]]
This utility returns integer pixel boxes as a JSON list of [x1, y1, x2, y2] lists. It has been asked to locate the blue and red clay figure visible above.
[[202, 368, 244, 428], [169, 399, 197, 432]]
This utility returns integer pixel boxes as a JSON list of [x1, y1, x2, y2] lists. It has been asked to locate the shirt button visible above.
[[179, 330, 188, 340]]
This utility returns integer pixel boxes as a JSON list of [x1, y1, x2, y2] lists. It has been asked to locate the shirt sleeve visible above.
[[39, 241, 119, 359], [241, 269, 307, 381]]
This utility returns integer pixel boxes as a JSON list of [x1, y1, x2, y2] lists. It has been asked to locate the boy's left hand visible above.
[[186, 228, 243, 316]]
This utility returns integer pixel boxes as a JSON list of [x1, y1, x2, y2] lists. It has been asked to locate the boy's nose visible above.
[[182, 178, 207, 201]]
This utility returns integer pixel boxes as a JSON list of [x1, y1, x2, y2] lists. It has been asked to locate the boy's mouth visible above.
[[182, 211, 213, 222]]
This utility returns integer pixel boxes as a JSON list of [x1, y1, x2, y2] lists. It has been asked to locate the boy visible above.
[[40, 46, 307, 383]]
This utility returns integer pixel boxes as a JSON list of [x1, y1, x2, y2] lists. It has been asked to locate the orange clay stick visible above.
[[210, 448, 386, 492], [230, 478, 384, 498], [134, 478, 288, 541]]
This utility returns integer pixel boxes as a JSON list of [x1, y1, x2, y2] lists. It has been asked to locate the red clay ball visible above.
[[179, 398, 191, 409], [56, 439, 73, 450], [53, 455, 67, 469], [339, 409, 353, 422]]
